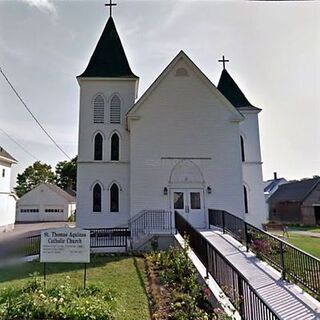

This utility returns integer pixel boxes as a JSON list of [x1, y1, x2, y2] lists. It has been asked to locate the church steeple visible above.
[[218, 69, 256, 109], [78, 17, 137, 78]]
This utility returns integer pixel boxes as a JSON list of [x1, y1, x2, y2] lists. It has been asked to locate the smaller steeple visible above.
[[218, 69, 257, 109], [78, 17, 137, 79]]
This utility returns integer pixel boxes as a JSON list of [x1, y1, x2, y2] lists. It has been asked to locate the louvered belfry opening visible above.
[[93, 95, 105, 123], [110, 95, 121, 123]]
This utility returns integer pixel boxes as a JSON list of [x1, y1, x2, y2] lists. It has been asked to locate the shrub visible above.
[[0, 274, 116, 320]]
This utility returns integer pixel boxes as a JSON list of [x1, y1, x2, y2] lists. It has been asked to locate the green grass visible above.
[[289, 226, 320, 233], [0, 255, 150, 320], [285, 234, 320, 259]]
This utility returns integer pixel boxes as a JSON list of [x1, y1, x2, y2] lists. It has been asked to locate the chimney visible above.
[[273, 172, 278, 180]]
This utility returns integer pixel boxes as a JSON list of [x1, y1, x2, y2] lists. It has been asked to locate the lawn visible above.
[[286, 234, 320, 259], [0, 254, 150, 320]]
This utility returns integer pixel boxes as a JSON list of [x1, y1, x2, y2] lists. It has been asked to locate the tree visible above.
[[55, 156, 77, 191], [14, 161, 55, 197]]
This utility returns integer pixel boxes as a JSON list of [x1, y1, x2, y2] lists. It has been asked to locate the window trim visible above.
[[240, 135, 245, 162], [93, 132, 104, 161], [110, 131, 120, 161], [93, 183, 103, 213], [109, 183, 120, 213], [93, 94, 105, 124], [109, 94, 121, 124], [243, 185, 249, 214]]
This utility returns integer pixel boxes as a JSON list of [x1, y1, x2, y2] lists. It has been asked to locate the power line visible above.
[[0, 127, 39, 161], [0, 67, 71, 160]]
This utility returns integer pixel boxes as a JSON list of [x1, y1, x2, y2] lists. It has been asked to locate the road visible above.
[[0, 222, 75, 241]]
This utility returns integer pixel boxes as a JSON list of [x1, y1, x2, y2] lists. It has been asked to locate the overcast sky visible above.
[[0, 0, 319, 186]]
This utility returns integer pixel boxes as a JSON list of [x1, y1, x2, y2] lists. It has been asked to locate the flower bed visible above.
[[145, 242, 232, 320], [0, 273, 117, 320]]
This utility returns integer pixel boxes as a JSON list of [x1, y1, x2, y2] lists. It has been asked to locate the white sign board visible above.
[[40, 227, 90, 263]]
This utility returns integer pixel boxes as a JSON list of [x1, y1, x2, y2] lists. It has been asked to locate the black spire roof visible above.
[[218, 69, 256, 109], [78, 17, 137, 78]]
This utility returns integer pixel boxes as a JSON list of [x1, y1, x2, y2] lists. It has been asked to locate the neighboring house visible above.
[[268, 178, 320, 226], [16, 183, 76, 222], [76, 16, 266, 229], [264, 172, 288, 201], [0, 147, 17, 232]]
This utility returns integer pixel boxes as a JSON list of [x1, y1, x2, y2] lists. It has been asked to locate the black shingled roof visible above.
[[218, 69, 257, 109], [78, 17, 137, 78], [268, 178, 320, 203]]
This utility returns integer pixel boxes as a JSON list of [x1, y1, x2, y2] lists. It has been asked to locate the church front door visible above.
[[171, 189, 205, 228]]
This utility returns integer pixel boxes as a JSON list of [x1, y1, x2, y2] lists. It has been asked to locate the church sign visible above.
[[40, 227, 90, 263]]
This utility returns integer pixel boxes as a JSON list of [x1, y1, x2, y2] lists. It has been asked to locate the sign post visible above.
[[40, 227, 90, 289]]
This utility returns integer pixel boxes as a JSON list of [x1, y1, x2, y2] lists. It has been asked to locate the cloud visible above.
[[20, 0, 57, 15]]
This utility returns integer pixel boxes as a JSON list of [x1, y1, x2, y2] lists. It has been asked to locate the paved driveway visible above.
[[0, 222, 75, 241]]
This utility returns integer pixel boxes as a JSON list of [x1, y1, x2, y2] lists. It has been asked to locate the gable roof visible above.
[[126, 50, 244, 122], [264, 178, 287, 193], [0, 146, 17, 164], [217, 69, 259, 110], [268, 178, 320, 203], [45, 183, 76, 203], [78, 17, 138, 79], [19, 183, 76, 203]]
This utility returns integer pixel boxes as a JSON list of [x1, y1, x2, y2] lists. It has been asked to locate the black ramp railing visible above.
[[208, 209, 320, 297], [175, 211, 280, 320]]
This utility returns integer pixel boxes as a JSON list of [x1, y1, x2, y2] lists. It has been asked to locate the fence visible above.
[[129, 210, 173, 244], [0, 228, 130, 260], [175, 211, 280, 320], [88, 228, 129, 249], [209, 209, 320, 297], [0, 235, 41, 260]]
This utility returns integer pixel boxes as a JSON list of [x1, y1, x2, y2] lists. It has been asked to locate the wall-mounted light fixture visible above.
[[207, 186, 212, 194], [163, 187, 168, 195]]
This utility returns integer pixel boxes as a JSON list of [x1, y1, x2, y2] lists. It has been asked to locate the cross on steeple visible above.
[[218, 55, 229, 70], [105, 0, 117, 17]]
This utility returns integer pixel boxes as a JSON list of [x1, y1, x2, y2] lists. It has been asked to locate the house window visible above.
[[94, 133, 103, 160], [240, 136, 245, 162], [2, 169, 5, 177], [110, 95, 121, 124], [111, 133, 120, 161], [243, 185, 249, 213], [93, 184, 102, 212], [45, 209, 64, 213], [110, 183, 119, 212], [20, 208, 39, 213], [93, 95, 105, 123]]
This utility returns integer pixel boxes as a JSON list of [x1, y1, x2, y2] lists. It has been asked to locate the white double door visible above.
[[172, 188, 206, 228]]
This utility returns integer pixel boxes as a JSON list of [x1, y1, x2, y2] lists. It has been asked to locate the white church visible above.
[[76, 14, 266, 230]]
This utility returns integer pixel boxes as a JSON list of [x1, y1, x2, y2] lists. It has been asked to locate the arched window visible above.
[[93, 183, 102, 212], [110, 95, 121, 124], [110, 183, 119, 212], [93, 95, 105, 123], [110, 133, 120, 161], [94, 133, 103, 160], [243, 185, 249, 213], [240, 136, 245, 162]]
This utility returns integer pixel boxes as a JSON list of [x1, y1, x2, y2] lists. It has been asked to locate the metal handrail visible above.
[[209, 209, 320, 297], [175, 211, 280, 320], [129, 210, 173, 245]]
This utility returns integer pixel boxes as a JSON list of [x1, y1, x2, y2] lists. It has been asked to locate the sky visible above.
[[0, 0, 319, 186]]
